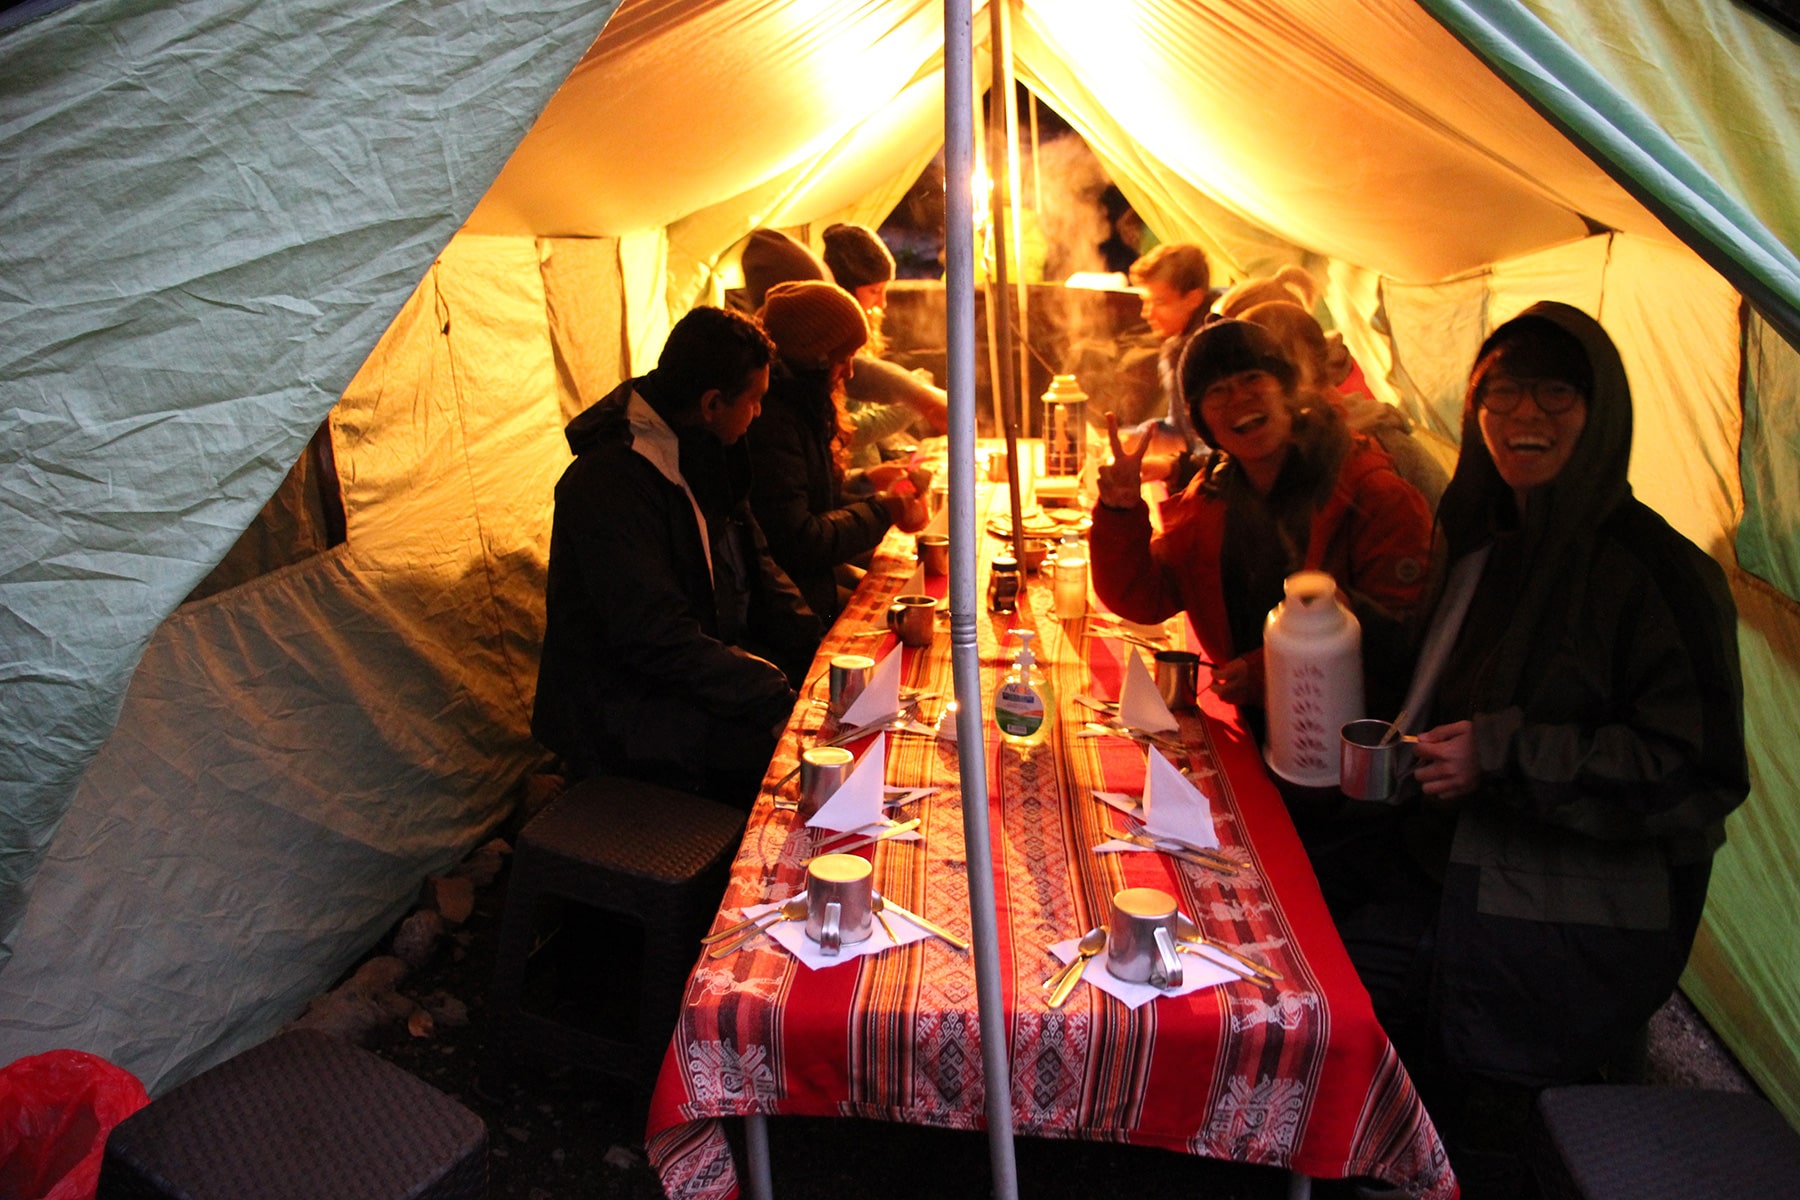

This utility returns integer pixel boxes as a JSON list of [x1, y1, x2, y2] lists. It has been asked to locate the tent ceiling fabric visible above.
[[466, 0, 951, 237], [471, 0, 1682, 285]]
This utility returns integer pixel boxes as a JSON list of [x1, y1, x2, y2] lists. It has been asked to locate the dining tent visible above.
[[3, 0, 1798, 1124]]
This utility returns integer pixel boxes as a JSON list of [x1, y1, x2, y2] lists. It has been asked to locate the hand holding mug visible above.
[[1414, 720, 1478, 802]]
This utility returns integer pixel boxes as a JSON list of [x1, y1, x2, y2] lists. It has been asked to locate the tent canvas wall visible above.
[[3, 0, 1797, 1125]]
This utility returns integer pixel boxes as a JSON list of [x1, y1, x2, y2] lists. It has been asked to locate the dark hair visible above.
[[654, 307, 776, 411], [1468, 315, 1594, 409], [1128, 243, 1210, 296]]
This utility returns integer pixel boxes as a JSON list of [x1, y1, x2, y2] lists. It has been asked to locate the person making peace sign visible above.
[[1089, 319, 1432, 732]]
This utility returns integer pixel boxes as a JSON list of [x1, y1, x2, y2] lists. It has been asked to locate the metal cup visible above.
[[803, 853, 874, 955], [1105, 887, 1184, 988], [886, 594, 937, 648], [1339, 719, 1418, 804], [1154, 650, 1201, 711], [828, 654, 875, 717], [916, 533, 950, 576], [799, 746, 854, 815]]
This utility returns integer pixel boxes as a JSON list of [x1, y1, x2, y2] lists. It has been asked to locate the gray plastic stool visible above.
[[484, 774, 745, 1089], [98, 1028, 486, 1200], [1533, 1085, 1800, 1200]]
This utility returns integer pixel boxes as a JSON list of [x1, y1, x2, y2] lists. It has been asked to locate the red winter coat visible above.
[[1090, 433, 1430, 697]]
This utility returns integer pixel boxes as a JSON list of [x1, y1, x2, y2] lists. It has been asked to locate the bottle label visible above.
[[995, 681, 1045, 736]]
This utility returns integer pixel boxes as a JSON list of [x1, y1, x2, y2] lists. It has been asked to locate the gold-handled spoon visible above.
[[708, 897, 808, 958], [1047, 927, 1107, 1008]]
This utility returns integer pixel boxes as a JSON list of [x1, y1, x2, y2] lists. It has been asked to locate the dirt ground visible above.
[[351, 814, 1756, 1200]]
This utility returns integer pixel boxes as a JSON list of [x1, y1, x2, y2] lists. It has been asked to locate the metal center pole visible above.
[[945, 2, 1018, 1198]]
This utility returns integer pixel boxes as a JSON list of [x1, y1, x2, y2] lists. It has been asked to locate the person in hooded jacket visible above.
[[1336, 303, 1748, 1186], [531, 306, 820, 808], [746, 281, 930, 628]]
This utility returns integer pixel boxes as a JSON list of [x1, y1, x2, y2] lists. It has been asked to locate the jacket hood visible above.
[[1436, 301, 1633, 558], [563, 377, 639, 456]]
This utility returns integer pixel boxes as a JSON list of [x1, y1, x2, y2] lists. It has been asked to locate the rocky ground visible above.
[[316, 792, 1758, 1200]]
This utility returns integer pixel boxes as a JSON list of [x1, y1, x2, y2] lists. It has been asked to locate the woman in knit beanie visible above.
[[822, 223, 896, 313], [746, 282, 930, 626]]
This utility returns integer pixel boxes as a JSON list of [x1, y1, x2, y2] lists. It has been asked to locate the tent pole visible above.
[[986, 0, 1026, 567], [946, 3, 1019, 1200]]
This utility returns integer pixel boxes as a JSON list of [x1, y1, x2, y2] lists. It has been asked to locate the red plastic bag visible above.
[[0, 1050, 148, 1200]]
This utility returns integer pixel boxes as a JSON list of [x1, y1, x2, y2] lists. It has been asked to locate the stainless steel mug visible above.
[[799, 746, 854, 815], [1154, 650, 1201, 711], [886, 594, 937, 648], [1105, 887, 1184, 987], [804, 853, 874, 955], [916, 533, 950, 576], [1339, 718, 1418, 803], [828, 654, 875, 717]]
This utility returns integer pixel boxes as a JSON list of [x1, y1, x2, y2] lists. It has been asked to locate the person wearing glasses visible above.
[[1338, 303, 1749, 1192]]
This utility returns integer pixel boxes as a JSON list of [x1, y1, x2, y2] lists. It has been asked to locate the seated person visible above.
[[731, 225, 947, 462], [1090, 319, 1432, 727], [1216, 264, 1372, 398], [748, 281, 930, 626], [1334, 304, 1748, 1174], [1239, 299, 1449, 509], [531, 307, 820, 808], [1124, 243, 1214, 490]]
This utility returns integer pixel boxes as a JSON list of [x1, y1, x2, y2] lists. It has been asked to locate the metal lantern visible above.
[[1040, 373, 1087, 477]]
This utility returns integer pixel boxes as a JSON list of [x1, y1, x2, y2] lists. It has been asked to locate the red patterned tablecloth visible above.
[[646, 507, 1456, 1200]]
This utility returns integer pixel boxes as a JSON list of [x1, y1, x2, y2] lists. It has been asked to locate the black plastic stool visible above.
[[484, 775, 746, 1089], [1533, 1085, 1800, 1200], [98, 1028, 486, 1200]]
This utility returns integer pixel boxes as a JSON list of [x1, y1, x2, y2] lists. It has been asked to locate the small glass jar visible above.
[[987, 555, 1021, 613]]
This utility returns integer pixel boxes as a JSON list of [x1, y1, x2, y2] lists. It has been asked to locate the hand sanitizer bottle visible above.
[[995, 629, 1055, 748]]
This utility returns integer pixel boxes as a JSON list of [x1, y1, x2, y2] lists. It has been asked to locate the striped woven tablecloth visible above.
[[646, 509, 1456, 1200]]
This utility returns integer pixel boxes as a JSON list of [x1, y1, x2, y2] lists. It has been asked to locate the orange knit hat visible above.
[[758, 281, 869, 369]]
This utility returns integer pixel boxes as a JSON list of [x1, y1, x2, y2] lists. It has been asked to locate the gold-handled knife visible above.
[[871, 894, 969, 951], [804, 818, 921, 862], [1115, 830, 1244, 874]]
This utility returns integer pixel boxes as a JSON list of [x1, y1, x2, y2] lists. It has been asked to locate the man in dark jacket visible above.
[[531, 307, 820, 807]]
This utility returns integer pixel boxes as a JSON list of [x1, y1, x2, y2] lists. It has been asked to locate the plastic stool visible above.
[[97, 1028, 486, 1200], [484, 775, 746, 1089], [1533, 1085, 1800, 1200]]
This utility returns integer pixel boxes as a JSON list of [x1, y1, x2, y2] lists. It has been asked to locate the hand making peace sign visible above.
[[1098, 411, 1150, 509]]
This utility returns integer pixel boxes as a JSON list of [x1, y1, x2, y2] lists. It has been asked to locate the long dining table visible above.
[[645, 480, 1457, 1200]]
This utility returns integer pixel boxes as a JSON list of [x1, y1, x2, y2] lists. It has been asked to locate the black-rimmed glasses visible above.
[[1477, 376, 1585, 415]]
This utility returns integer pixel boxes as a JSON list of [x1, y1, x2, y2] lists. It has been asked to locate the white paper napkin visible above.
[[924, 502, 949, 537], [1047, 927, 1240, 1009], [901, 562, 926, 596], [807, 734, 888, 832], [1141, 747, 1220, 849], [740, 892, 932, 970], [838, 647, 902, 729], [1117, 647, 1179, 733]]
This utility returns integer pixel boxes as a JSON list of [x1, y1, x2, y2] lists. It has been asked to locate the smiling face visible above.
[[1476, 371, 1587, 500], [1199, 368, 1294, 483]]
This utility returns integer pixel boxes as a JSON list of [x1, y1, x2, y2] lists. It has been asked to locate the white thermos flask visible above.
[[1262, 570, 1362, 787]]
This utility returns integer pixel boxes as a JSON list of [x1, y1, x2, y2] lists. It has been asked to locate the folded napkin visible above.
[[741, 892, 932, 970], [808, 734, 888, 833], [838, 646, 902, 729], [901, 562, 926, 596], [1047, 926, 1240, 1009], [1141, 747, 1219, 848], [1117, 648, 1179, 733]]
